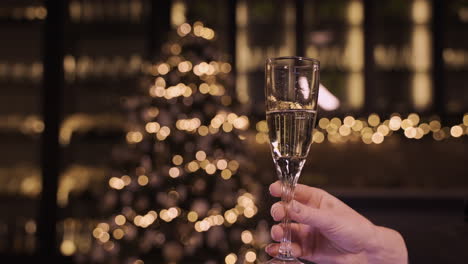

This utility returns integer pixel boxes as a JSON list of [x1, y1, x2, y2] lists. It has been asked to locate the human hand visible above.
[[266, 181, 408, 264]]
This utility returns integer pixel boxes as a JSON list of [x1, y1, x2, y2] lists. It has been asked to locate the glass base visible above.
[[266, 257, 304, 264]]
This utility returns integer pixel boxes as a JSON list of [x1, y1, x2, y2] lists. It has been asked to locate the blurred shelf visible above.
[[0, 254, 73, 263], [0, 19, 43, 25], [0, 195, 37, 219], [66, 21, 146, 37]]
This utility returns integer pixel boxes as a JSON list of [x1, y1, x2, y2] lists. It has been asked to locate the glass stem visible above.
[[278, 180, 295, 259]]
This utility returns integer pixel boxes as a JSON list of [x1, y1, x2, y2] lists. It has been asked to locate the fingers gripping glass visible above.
[[265, 57, 320, 264]]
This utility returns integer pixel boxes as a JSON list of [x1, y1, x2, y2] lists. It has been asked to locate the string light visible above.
[[225, 253, 237, 264], [245, 251, 257, 263], [255, 113, 468, 145]]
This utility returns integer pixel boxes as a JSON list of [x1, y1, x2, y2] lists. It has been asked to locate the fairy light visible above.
[[339, 125, 352, 136], [187, 161, 200, 172], [145, 122, 160, 133], [198, 126, 209, 136], [414, 127, 424, 139], [352, 120, 364, 131], [205, 164, 216, 175], [172, 155, 183, 165], [450, 125, 463, 137], [187, 211, 198, 222], [389, 116, 402, 131], [126, 131, 143, 144], [228, 160, 239, 171], [216, 159, 228, 170], [169, 167, 181, 178], [224, 210, 237, 224], [245, 251, 257, 263], [404, 127, 417, 138], [241, 230, 253, 244], [124, 173, 135, 183], [377, 125, 390, 136], [115, 215, 126, 226], [429, 120, 441, 131], [343, 116, 356, 127], [195, 151, 206, 161], [109, 177, 125, 190], [225, 253, 237, 264], [221, 169, 232, 180], [60, 240, 76, 256], [113, 229, 124, 240], [401, 119, 414, 130], [371, 132, 384, 144], [368, 114, 380, 127], [419, 123, 431, 134], [312, 131, 325, 143], [137, 175, 149, 186]]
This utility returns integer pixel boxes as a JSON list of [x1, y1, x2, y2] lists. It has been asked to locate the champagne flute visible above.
[[265, 56, 320, 264]]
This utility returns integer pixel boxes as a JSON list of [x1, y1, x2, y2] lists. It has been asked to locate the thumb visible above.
[[288, 201, 336, 231]]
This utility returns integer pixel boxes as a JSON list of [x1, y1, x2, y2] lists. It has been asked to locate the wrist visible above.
[[365, 226, 408, 264]]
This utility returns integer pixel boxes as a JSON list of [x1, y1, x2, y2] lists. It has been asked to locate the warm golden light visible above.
[[352, 120, 364, 131], [408, 113, 420, 126], [412, 0, 431, 24], [330, 117, 342, 127], [137, 175, 149, 186], [216, 159, 228, 170], [169, 167, 181, 178], [60, 240, 76, 256], [109, 177, 125, 190], [198, 126, 209, 136], [339, 125, 352, 136], [113, 229, 124, 240], [241, 230, 253, 244], [99, 232, 110, 243], [401, 119, 414, 130], [157, 63, 170, 75], [450, 125, 463, 137], [429, 120, 441, 132], [172, 155, 183, 165], [377, 125, 390, 136], [171, 1, 186, 27], [404, 127, 417, 138], [221, 169, 232, 180], [195, 151, 206, 161], [419, 123, 431, 134], [225, 253, 237, 264], [205, 164, 216, 175], [312, 131, 325, 143], [115, 215, 126, 226], [371, 132, 384, 144], [224, 210, 237, 224], [389, 116, 402, 131], [343, 116, 356, 127], [245, 251, 257, 263], [368, 114, 380, 127], [126, 131, 143, 144], [187, 211, 198, 222], [187, 161, 200, 172], [228, 160, 239, 171]]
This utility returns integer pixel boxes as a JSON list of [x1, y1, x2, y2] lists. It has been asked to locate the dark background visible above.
[[0, 0, 467, 263]]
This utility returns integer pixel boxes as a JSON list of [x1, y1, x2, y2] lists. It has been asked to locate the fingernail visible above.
[[271, 203, 280, 220], [291, 201, 301, 214], [269, 184, 274, 194]]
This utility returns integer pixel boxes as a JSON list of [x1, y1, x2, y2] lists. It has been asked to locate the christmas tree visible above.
[[84, 22, 270, 264]]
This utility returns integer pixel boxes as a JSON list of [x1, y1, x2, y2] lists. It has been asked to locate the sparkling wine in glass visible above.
[[265, 57, 320, 264]]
